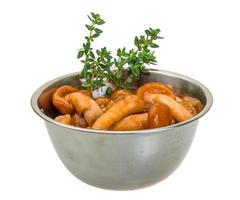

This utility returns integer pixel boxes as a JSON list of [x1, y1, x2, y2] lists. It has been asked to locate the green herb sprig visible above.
[[77, 12, 163, 91], [113, 28, 163, 88], [77, 12, 107, 90]]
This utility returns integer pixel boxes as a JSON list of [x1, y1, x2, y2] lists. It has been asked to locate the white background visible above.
[[0, 0, 239, 199]]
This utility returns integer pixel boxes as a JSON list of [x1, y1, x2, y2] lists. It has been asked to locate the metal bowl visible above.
[[31, 69, 213, 190]]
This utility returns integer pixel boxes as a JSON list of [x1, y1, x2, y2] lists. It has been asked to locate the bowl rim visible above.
[[31, 69, 213, 135]]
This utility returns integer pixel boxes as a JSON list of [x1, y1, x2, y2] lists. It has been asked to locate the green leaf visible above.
[[91, 12, 97, 18], [87, 15, 93, 22], [95, 28, 103, 34], [117, 48, 121, 57], [145, 29, 151, 36], [81, 65, 88, 78], [96, 49, 101, 56], [134, 36, 139, 47], [85, 42, 90, 51], [106, 87, 112, 97], [89, 51, 95, 59], [77, 50, 84, 58], [150, 43, 159, 48], [92, 33, 100, 38], [96, 19, 105, 25], [85, 24, 91, 30], [140, 35, 145, 41]]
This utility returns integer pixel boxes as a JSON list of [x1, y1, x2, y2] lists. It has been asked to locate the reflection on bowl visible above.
[[31, 69, 213, 190]]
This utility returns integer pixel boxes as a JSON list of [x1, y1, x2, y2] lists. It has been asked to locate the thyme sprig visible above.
[[77, 12, 163, 90]]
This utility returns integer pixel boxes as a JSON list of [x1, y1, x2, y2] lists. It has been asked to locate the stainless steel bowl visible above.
[[31, 69, 213, 190]]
